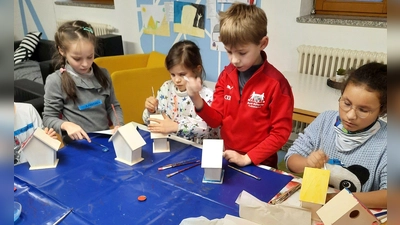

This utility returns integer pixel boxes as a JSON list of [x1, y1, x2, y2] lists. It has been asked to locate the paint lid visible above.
[[138, 195, 147, 202]]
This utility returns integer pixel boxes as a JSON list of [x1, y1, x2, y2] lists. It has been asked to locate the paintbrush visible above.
[[53, 208, 73, 225], [151, 86, 158, 113], [111, 104, 120, 127], [158, 158, 199, 171], [166, 162, 201, 178]]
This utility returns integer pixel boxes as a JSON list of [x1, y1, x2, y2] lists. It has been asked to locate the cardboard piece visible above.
[[317, 189, 380, 225], [109, 122, 146, 166], [201, 139, 224, 183], [21, 128, 61, 170], [150, 114, 170, 153], [299, 167, 330, 221]]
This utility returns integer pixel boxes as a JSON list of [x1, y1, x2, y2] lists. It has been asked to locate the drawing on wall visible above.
[[173, 1, 205, 38], [136, 0, 261, 82], [210, 17, 225, 52], [217, 0, 256, 4], [141, 4, 170, 36]]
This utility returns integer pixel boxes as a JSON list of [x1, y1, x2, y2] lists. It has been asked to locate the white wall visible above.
[[262, 0, 387, 73], [14, 0, 387, 81], [14, 0, 142, 53]]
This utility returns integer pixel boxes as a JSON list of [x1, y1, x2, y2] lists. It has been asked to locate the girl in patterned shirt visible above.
[[142, 40, 218, 142], [285, 62, 387, 209]]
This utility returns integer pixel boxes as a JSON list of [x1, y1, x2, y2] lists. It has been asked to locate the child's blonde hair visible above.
[[219, 3, 267, 47]]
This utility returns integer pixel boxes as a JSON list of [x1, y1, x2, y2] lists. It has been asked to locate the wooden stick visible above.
[[228, 165, 261, 180]]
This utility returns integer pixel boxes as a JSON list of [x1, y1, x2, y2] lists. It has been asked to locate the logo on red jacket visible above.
[[247, 91, 265, 108]]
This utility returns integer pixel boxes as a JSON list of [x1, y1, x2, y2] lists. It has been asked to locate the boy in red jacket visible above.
[[186, 3, 294, 168]]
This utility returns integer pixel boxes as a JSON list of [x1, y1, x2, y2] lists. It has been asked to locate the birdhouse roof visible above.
[[21, 128, 61, 152], [201, 139, 223, 168], [109, 122, 146, 150]]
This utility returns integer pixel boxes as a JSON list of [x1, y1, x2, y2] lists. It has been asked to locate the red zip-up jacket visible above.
[[198, 51, 294, 166]]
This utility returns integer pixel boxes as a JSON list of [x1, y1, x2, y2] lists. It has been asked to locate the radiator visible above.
[[297, 45, 387, 78], [56, 20, 115, 36]]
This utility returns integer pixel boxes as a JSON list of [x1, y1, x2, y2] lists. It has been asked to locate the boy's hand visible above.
[[145, 96, 158, 113], [61, 121, 91, 143], [184, 76, 202, 97], [306, 149, 328, 169], [44, 127, 57, 139], [148, 113, 178, 134], [223, 150, 252, 167]]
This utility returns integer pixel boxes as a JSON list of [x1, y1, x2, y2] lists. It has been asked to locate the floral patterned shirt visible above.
[[143, 80, 219, 141]]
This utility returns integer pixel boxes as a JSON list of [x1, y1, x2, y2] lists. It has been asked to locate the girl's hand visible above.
[[184, 76, 202, 97], [223, 150, 252, 167], [44, 127, 57, 139], [306, 149, 328, 169], [145, 96, 158, 113], [112, 126, 120, 134], [61, 121, 91, 142], [148, 113, 178, 134]]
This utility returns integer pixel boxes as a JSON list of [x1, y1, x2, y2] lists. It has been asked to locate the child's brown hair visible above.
[[54, 20, 109, 101], [165, 40, 205, 81], [342, 62, 387, 116], [219, 3, 267, 47]]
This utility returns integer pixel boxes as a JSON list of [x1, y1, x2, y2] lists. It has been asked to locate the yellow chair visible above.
[[94, 51, 167, 75], [94, 52, 170, 124], [111, 67, 170, 124]]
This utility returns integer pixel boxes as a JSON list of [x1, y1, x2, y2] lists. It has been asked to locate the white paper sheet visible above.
[[179, 215, 259, 225], [235, 190, 311, 225], [88, 129, 113, 135]]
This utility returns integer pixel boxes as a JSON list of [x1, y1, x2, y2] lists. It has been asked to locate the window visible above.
[[315, 0, 387, 17]]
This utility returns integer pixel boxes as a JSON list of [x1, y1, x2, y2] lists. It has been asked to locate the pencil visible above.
[[53, 208, 73, 225], [228, 165, 261, 180], [166, 162, 201, 178], [111, 104, 120, 127], [158, 158, 199, 171]]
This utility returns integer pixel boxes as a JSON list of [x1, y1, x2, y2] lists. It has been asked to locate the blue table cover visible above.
[[14, 128, 292, 224]]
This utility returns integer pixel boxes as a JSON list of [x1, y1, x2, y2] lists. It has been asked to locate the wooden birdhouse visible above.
[[299, 167, 330, 221], [201, 139, 224, 183], [150, 114, 170, 153], [21, 128, 61, 170], [317, 188, 380, 225], [109, 122, 146, 166]]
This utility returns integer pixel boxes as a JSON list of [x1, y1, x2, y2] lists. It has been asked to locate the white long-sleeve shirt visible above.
[[14, 102, 43, 164], [143, 80, 219, 141]]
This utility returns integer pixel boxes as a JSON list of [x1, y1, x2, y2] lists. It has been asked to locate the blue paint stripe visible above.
[[19, 0, 28, 35], [24, 0, 47, 39], [14, 123, 34, 136]]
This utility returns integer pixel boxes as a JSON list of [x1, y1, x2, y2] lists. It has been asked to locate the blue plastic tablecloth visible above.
[[14, 128, 292, 224]]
